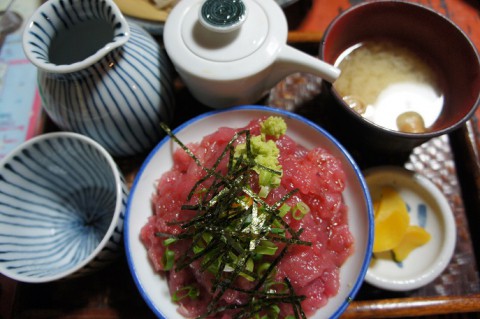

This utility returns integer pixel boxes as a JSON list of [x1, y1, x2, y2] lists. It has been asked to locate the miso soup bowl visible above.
[[320, 0, 480, 153], [0, 132, 128, 283]]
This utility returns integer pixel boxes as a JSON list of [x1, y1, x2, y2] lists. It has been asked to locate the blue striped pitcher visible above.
[[22, 0, 175, 157]]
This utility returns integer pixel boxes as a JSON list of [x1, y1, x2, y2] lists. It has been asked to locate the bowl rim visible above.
[[124, 105, 374, 319], [363, 165, 457, 291], [0, 132, 125, 283], [320, 0, 480, 139]]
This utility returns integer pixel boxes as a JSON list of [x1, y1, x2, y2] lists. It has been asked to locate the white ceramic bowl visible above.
[[125, 105, 373, 318], [363, 166, 456, 291], [0, 132, 128, 283]]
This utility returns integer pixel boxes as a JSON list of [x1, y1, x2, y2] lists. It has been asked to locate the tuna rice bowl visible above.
[[125, 106, 373, 319]]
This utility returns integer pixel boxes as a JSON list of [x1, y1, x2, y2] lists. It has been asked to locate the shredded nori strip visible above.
[[156, 122, 311, 319]]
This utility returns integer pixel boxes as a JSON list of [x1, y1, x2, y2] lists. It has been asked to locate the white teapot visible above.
[[164, 0, 339, 108]]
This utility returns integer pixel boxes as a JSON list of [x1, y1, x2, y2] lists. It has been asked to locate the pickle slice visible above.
[[373, 186, 410, 253], [392, 225, 431, 262]]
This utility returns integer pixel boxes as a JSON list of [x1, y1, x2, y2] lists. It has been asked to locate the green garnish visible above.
[[163, 248, 175, 271], [172, 285, 200, 302], [163, 238, 177, 246], [156, 117, 311, 319], [292, 202, 310, 220], [234, 135, 282, 197], [261, 116, 287, 139]]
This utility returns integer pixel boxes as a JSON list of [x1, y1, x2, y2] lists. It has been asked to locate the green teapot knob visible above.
[[199, 0, 247, 33]]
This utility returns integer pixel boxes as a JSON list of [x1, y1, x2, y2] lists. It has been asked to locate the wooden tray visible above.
[[1, 31, 480, 319]]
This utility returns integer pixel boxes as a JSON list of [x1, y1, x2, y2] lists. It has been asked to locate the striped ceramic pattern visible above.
[[71, 175, 127, 278], [0, 133, 126, 282], [37, 23, 175, 156], [23, 0, 175, 157], [25, 0, 130, 66]]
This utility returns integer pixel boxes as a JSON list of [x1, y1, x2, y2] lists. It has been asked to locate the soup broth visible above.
[[333, 40, 444, 133]]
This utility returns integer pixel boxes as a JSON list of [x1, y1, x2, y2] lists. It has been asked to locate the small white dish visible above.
[[363, 166, 456, 291]]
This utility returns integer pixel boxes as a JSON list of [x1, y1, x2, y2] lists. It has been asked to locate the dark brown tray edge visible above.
[[449, 120, 480, 271], [343, 293, 480, 318]]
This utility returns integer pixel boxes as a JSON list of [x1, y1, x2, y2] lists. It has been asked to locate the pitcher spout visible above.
[[23, 0, 130, 74]]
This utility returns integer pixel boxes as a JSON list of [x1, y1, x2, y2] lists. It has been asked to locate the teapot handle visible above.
[[277, 45, 341, 84]]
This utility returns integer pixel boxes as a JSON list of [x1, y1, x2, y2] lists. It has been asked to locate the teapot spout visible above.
[[271, 45, 341, 85]]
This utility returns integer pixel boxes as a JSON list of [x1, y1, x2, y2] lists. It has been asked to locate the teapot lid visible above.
[[164, 0, 287, 80]]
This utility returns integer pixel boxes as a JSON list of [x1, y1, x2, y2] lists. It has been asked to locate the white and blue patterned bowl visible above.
[[0, 132, 128, 283], [125, 105, 373, 319], [363, 166, 456, 291]]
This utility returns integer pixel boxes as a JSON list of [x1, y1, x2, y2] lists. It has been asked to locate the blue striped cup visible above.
[[0, 132, 127, 283]]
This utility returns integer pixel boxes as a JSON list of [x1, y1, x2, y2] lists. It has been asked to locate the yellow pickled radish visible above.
[[392, 225, 431, 262], [373, 186, 410, 253], [373, 200, 380, 219]]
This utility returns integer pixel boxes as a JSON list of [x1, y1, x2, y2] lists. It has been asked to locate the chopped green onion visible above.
[[259, 186, 270, 198], [193, 242, 205, 254], [239, 257, 256, 281], [254, 240, 278, 255], [172, 285, 199, 302], [163, 238, 177, 246], [257, 262, 272, 276], [270, 227, 285, 235], [163, 248, 175, 271], [278, 204, 291, 218], [202, 232, 213, 244], [292, 201, 310, 220], [269, 305, 281, 318]]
